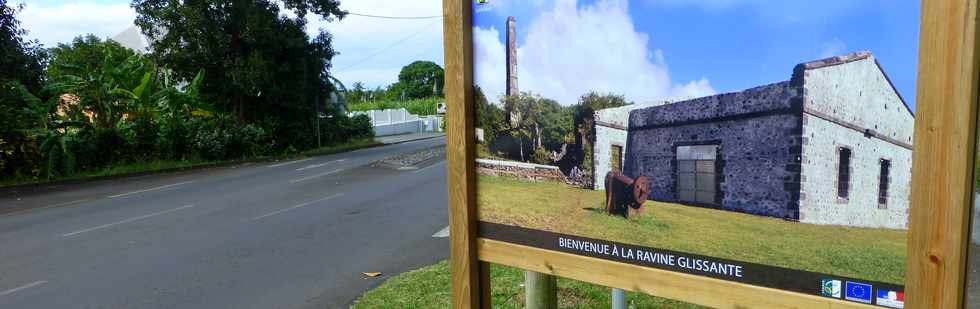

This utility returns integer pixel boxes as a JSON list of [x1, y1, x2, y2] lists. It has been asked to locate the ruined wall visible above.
[[593, 123, 627, 190], [624, 82, 805, 219], [798, 56, 914, 229], [593, 100, 676, 190]]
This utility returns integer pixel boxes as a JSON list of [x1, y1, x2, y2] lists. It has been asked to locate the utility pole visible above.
[[315, 93, 322, 149]]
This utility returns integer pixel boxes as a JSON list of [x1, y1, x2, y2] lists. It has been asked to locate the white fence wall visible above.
[[349, 108, 443, 137]]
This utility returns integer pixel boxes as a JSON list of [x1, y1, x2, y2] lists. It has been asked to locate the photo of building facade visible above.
[[598, 51, 913, 229]]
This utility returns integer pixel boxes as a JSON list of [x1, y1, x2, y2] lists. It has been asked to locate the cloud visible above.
[[670, 78, 715, 99], [16, 2, 137, 48], [473, 26, 507, 103], [474, 0, 714, 105], [305, 0, 444, 89]]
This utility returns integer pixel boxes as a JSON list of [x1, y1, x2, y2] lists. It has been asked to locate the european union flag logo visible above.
[[844, 281, 872, 303]]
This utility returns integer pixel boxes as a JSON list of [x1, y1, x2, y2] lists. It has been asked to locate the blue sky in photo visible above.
[[472, 0, 920, 109]]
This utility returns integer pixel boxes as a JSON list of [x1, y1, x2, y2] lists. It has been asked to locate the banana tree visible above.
[[15, 84, 89, 179], [44, 50, 151, 128]]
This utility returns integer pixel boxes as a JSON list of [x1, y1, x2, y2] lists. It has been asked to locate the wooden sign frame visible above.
[[443, 0, 980, 308]]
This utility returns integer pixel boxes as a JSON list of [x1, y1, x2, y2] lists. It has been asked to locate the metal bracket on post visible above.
[[525, 270, 557, 309]]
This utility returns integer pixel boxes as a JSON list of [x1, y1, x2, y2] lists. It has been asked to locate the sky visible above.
[[473, 0, 920, 109], [10, 0, 445, 91]]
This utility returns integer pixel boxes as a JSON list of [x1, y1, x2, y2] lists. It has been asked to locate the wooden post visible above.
[[906, 0, 980, 308], [444, 0, 488, 308], [525, 270, 557, 309]]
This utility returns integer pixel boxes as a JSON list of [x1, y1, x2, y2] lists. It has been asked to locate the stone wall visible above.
[[476, 158, 565, 182], [593, 124, 627, 190], [798, 54, 914, 229], [592, 100, 677, 190], [624, 82, 805, 219]]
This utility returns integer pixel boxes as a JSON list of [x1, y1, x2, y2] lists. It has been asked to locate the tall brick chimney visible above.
[[506, 16, 518, 97]]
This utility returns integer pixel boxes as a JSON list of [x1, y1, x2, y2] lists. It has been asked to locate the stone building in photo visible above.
[[592, 99, 682, 190], [606, 51, 913, 229]]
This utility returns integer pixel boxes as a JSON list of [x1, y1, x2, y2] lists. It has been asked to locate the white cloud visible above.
[[474, 0, 714, 105], [473, 26, 507, 103], [306, 0, 444, 89], [670, 77, 715, 99], [17, 2, 137, 48]]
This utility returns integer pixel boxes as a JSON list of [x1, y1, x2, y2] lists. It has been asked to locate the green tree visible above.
[[348, 81, 367, 103], [497, 92, 571, 163], [45, 39, 152, 129], [474, 86, 505, 146], [573, 92, 629, 173], [47, 35, 137, 84], [132, 0, 346, 149], [534, 98, 573, 151], [0, 0, 48, 178], [0, 0, 46, 92], [397, 60, 444, 100]]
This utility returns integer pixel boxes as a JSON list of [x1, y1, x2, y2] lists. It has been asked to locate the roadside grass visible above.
[[478, 175, 907, 284], [0, 138, 380, 189], [349, 97, 441, 116], [0, 159, 213, 188], [352, 260, 705, 309]]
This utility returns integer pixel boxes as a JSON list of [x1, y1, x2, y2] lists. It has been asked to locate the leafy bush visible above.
[[532, 147, 553, 166], [349, 114, 373, 139], [159, 117, 192, 160], [349, 97, 440, 116], [235, 123, 270, 158], [191, 116, 271, 161], [0, 82, 43, 178], [72, 126, 133, 170], [128, 112, 159, 160]]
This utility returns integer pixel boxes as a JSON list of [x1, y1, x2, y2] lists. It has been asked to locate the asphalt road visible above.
[[0, 137, 449, 309]]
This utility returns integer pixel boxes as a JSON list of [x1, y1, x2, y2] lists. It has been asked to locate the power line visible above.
[[346, 12, 442, 19], [336, 20, 440, 71]]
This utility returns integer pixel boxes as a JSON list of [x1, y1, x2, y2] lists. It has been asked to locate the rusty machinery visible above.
[[604, 171, 651, 219]]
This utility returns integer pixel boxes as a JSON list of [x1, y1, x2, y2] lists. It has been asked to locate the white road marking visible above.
[[0, 281, 46, 297], [108, 181, 195, 198], [267, 158, 312, 168], [62, 204, 196, 237], [296, 163, 329, 171], [252, 194, 343, 220], [295, 159, 345, 171], [4, 199, 89, 217], [49, 199, 89, 207], [432, 226, 450, 238], [289, 169, 345, 183], [413, 160, 447, 173]]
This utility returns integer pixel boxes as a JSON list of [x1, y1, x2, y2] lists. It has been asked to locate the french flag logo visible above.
[[876, 289, 904, 308]]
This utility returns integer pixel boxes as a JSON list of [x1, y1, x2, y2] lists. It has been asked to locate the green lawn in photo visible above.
[[352, 260, 706, 309], [477, 175, 907, 285]]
